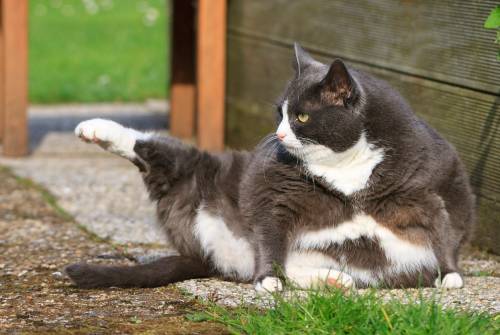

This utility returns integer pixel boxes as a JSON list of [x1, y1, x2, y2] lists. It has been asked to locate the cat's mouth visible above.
[[277, 134, 303, 150], [280, 141, 306, 159], [281, 140, 303, 151]]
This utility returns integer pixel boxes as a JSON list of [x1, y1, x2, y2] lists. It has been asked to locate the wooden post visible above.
[[1, 0, 28, 156], [196, 0, 226, 151], [170, 0, 196, 140]]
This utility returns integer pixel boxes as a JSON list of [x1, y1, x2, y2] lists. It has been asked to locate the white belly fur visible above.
[[193, 209, 254, 281], [290, 213, 438, 286], [192, 210, 437, 286]]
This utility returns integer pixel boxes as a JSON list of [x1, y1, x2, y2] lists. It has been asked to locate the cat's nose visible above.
[[276, 132, 286, 141]]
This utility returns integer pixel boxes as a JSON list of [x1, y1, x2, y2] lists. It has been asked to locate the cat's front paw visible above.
[[75, 118, 124, 144], [254, 276, 283, 293], [434, 272, 463, 289]]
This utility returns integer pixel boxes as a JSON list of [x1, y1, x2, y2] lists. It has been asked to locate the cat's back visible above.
[[354, 67, 474, 236], [354, 68, 465, 185]]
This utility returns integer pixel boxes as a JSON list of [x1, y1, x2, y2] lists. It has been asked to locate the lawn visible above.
[[29, 0, 169, 103], [203, 289, 499, 335]]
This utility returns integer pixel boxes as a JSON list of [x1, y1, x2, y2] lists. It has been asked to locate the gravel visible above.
[[177, 276, 500, 315]]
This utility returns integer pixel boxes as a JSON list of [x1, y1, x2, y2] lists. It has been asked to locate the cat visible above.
[[65, 43, 475, 291]]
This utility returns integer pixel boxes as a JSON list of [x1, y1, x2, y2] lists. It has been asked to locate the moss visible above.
[[15, 176, 74, 221]]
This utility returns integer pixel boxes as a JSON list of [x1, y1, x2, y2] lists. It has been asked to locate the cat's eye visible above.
[[297, 113, 309, 123]]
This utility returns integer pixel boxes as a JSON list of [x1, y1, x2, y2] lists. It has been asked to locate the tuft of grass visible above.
[[471, 270, 494, 277], [29, 0, 169, 103], [204, 289, 499, 335]]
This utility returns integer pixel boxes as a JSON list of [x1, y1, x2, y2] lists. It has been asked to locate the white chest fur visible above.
[[276, 101, 384, 196], [301, 133, 384, 195], [193, 209, 255, 281], [294, 213, 438, 276]]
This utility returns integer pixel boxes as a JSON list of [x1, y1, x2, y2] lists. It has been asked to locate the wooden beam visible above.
[[2, 0, 28, 156], [169, 0, 196, 140], [197, 0, 226, 151]]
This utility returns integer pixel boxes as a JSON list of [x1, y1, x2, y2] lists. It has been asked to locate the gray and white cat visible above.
[[66, 43, 474, 291]]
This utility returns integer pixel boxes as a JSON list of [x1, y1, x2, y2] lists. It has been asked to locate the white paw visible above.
[[75, 118, 124, 144], [435, 272, 463, 289], [255, 277, 283, 293], [74, 119, 149, 159]]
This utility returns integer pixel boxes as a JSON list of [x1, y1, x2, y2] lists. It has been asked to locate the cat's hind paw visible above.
[[434, 272, 463, 289], [75, 119, 148, 159], [75, 118, 123, 145], [255, 276, 283, 293], [325, 271, 356, 289], [286, 266, 356, 290]]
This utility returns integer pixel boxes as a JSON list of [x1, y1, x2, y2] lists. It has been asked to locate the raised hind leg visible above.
[[74, 118, 207, 198], [75, 118, 151, 160]]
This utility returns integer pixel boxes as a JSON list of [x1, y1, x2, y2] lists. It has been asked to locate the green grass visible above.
[[29, 0, 169, 103], [201, 289, 499, 335]]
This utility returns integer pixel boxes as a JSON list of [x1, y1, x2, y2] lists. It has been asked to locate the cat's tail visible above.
[[65, 256, 211, 288]]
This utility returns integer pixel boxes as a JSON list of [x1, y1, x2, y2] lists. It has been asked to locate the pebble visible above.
[[51, 271, 64, 279], [17, 270, 28, 277]]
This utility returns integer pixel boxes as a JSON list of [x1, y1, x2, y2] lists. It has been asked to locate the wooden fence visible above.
[[225, 0, 500, 253]]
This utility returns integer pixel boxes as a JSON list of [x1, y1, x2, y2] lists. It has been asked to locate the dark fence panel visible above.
[[225, 0, 500, 253]]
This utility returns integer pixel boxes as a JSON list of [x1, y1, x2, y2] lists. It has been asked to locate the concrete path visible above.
[[1, 102, 168, 246]]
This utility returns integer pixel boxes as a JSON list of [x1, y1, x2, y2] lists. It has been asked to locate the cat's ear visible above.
[[293, 42, 316, 74], [322, 59, 355, 106]]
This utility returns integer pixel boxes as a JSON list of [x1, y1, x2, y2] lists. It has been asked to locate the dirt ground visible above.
[[0, 167, 227, 334]]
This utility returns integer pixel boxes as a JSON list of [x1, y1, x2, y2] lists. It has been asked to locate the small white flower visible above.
[[83, 0, 99, 15], [144, 7, 159, 26], [97, 74, 111, 86]]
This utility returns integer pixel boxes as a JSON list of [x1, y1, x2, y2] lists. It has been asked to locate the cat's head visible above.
[[276, 43, 366, 155]]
